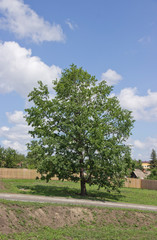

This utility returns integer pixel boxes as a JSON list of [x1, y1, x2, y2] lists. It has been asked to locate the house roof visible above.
[[133, 169, 146, 179], [142, 162, 150, 165]]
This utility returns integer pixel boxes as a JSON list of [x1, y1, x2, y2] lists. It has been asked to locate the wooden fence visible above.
[[0, 168, 59, 180], [124, 178, 141, 189], [124, 178, 157, 190], [0, 168, 41, 179], [0, 168, 157, 190], [141, 179, 157, 190]]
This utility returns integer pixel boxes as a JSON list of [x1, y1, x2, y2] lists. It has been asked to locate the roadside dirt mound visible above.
[[0, 202, 156, 235], [0, 204, 93, 234]]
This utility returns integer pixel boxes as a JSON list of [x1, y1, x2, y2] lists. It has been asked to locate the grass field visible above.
[[0, 178, 157, 206], [1, 223, 157, 240], [0, 200, 157, 240]]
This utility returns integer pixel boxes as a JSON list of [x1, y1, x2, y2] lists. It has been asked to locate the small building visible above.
[[142, 162, 150, 170], [131, 169, 146, 179]]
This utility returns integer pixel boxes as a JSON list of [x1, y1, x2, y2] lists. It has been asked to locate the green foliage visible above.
[[149, 149, 157, 179], [0, 145, 5, 167], [150, 149, 157, 169], [147, 168, 157, 180], [26, 141, 44, 169], [131, 159, 143, 171], [25, 64, 134, 195], [4, 147, 18, 168], [0, 145, 27, 168]]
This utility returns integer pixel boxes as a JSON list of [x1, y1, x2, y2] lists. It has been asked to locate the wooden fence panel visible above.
[[0, 168, 59, 180], [0, 168, 41, 180], [124, 178, 141, 188], [141, 179, 157, 190]]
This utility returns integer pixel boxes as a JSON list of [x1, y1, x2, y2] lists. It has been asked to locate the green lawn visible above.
[[1, 224, 157, 240], [1, 178, 157, 206]]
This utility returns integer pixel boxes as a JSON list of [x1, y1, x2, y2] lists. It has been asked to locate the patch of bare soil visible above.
[[92, 208, 157, 228], [0, 203, 156, 235], [0, 204, 93, 234]]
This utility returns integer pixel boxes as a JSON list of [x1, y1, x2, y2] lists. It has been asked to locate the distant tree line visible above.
[[0, 146, 27, 168], [0, 145, 157, 182], [0, 145, 41, 169], [147, 149, 157, 180]]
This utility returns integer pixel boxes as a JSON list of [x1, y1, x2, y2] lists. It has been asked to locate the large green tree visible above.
[[25, 65, 134, 195]]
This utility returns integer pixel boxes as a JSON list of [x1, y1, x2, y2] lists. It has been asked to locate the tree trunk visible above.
[[80, 168, 87, 196], [80, 178, 87, 196]]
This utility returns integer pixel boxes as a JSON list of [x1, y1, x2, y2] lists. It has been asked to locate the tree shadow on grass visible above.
[[16, 184, 124, 202]]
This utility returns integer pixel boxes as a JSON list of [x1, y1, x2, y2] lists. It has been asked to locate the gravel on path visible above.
[[0, 193, 157, 212]]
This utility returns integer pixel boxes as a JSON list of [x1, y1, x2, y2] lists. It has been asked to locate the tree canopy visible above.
[[147, 149, 157, 180], [150, 149, 157, 169], [25, 64, 134, 195]]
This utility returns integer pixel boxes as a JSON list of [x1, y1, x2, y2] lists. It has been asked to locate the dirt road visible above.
[[0, 193, 157, 211]]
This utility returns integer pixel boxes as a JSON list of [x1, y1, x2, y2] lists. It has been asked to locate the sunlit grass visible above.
[[1, 178, 157, 205], [0, 222, 157, 240]]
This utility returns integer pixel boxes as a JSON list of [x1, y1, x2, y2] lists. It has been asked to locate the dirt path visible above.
[[0, 193, 157, 212]]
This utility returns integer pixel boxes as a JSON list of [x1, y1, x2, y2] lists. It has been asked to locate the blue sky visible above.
[[0, 0, 157, 161]]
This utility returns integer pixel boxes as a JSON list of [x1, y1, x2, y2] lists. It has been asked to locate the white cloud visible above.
[[0, 41, 62, 97], [2, 140, 27, 153], [65, 19, 77, 30], [128, 136, 157, 161], [6, 111, 25, 124], [1, 126, 9, 132], [146, 137, 157, 149], [101, 69, 122, 86], [0, 0, 65, 43], [118, 88, 157, 121], [134, 140, 145, 149], [0, 110, 31, 154], [138, 36, 151, 44]]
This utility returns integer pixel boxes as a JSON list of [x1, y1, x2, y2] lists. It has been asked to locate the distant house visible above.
[[142, 162, 150, 170], [131, 169, 146, 179]]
